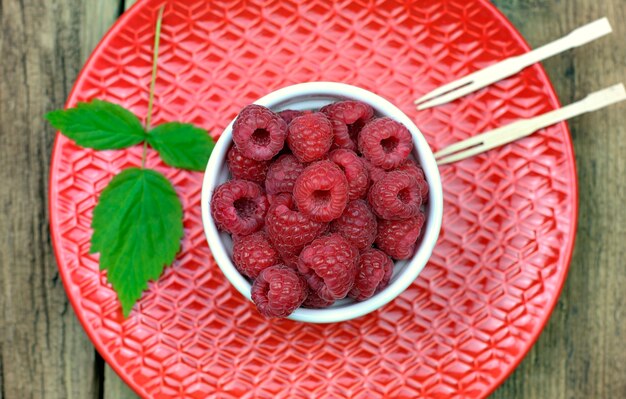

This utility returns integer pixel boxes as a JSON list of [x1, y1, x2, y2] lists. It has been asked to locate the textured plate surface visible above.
[[49, 0, 577, 398]]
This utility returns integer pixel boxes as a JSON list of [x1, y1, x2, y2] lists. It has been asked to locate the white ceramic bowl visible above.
[[201, 82, 443, 323]]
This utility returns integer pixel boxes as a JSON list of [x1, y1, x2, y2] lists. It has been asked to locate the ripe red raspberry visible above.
[[329, 118, 356, 151], [265, 198, 328, 260], [293, 161, 349, 222], [251, 265, 308, 318], [322, 101, 374, 149], [359, 117, 413, 170], [362, 158, 386, 184], [375, 213, 425, 259], [278, 250, 301, 269], [210, 180, 268, 236], [368, 171, 423, 220], [349, 248, 394, 301], [297, 234, 358, 301], [287, 112, 334, 162], [232, 104, 287, 161], [226, 145, 270, 182], [302, 289, 335, 309], [398, 159, 429, 200], [277, 109, 304, 124], [265, 154, 305, 195], [330, 200, 377, 251], [267, 192, 293, 207], [329, 149, 369, 200], [232, 231, 280, 279]]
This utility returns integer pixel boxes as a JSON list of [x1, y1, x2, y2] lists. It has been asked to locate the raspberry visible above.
[[398, 159, 429, 200], [297, 234, 358, 301], [210, 180, 268, 236], [349, 249, 394, 301], [251, 265, 308, 318], [232, 104, 287, 161], [226, 145, 270, 182], [232, 231, 280, 279], [368, 171, 422, 220], [364, 158, 429, 203], [287, 112, 334, 162], [329, 118, 356, 151], [322, 101, 374, 149], [302, 288, 335, 309], [265, 198, 328, 260], [293, 160, 349, 222], [358, 117, 413, 170], [329, 149, 369, 200], [267, 192, 293, 207], [265, 154, 305, 195], [375, 213, 425, 259], [362, 158, 386, 183], [277, 109, 304, 124], [330, 200, 377, 250], [278, 250, 301, 269]]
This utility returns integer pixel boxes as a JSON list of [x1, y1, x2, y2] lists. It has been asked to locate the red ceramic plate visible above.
[[49, 0, 577, 398]]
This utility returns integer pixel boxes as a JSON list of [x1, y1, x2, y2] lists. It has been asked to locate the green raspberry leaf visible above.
[[147, 122, 214, 171], [91, 168, 183, 316], [45, 99, 146, 150]]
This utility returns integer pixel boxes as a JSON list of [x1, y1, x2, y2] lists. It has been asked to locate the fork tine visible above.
[[416, 57, 521, 109], [417, 61, 525, 109], [436, 145, 490, 165], [435, 119, 529, 158], [417, 81, 484, 110], [434, 134, 485, 158], [437, 125, 529, 164], [414, 76, 474, 105]]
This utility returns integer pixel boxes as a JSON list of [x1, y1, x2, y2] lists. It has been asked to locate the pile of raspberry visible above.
[[210, 101, 429, 319]]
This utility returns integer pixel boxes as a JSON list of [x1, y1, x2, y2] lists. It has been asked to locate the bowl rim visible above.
[[201, 82, 443, 323]]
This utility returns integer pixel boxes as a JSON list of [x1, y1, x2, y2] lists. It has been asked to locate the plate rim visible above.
[[48, 0, 580, 397]]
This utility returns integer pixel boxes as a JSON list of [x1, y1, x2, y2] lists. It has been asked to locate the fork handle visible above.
[[514, 84, 626, 140], [508, 18, 612, 75]]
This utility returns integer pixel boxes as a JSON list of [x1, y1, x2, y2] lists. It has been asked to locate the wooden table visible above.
[[1, 0, 624, 397]]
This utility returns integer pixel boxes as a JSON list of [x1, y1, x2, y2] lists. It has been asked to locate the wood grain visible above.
[[0, 0, 120, 398], [104, 366, 139, 399], [0, 0, 623, 398]]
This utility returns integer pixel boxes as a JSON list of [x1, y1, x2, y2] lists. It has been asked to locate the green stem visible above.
[[142, 5, 165, 168]]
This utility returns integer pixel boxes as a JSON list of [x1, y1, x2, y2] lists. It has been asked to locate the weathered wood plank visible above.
[[81, 0, 124, 63], [104, 366, 139, 399], [491, 0, 626, 398], [0, 0, 120, 398], [0, 336, 3, 399]]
